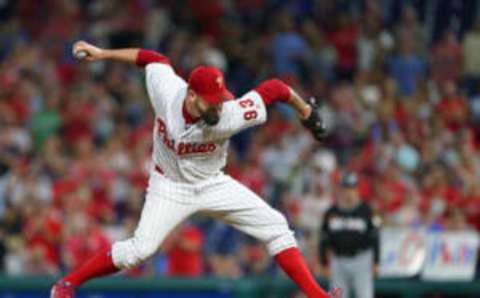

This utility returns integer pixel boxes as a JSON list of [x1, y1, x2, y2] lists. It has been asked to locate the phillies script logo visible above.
[[157, 118, 216, 156]]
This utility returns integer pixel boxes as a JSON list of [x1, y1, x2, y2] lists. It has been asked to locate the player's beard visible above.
[[201, 111, 220, 126]]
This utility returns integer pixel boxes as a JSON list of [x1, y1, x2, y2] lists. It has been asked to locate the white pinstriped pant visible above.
[[112, 170, 297, 269]]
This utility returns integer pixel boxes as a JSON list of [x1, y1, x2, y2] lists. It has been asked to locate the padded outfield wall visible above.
[[1, 277, 480, 298]]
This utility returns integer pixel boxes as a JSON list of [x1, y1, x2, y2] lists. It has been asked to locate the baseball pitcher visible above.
[[50, 41, 342, 298]]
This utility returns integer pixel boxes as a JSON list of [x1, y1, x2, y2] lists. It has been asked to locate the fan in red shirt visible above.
[[61, 94, 96, 145], [64, 214, 111, 271], [419, 164, 462, 224], [188, 0, 226, 38], [373, 163, 411, 218], [23, 202, 63, 272], [435, 81, 469, 132], [165, 225, 204, 277], [430, 29, 463, 85], [237, 150, 267, 197], [327, 13, 359, 79], [461, 184, 480, 230]]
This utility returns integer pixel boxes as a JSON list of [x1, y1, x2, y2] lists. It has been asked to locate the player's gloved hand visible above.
[[301, 97, 328, 141]]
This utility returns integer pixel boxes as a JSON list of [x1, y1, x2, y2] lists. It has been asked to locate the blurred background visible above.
[[0, 0, 480, 297]]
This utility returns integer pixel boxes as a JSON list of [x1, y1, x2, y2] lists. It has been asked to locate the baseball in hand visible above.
[[74, 50, 88, 60], [72, 41, 105, 61]]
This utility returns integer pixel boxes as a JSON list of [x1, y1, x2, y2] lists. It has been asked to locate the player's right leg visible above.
[[51, 173, 196, 297], [200, 176, 341, 298]]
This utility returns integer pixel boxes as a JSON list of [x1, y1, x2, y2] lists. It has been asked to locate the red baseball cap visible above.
[[188, 66, 234, 105]]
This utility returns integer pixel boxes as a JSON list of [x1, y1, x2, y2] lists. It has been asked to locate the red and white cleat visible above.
[[50, 280, 76, 298], [328, 288, 344, 298]]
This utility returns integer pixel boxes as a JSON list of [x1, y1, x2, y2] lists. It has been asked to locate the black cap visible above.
[[341, 172, 358, 188]]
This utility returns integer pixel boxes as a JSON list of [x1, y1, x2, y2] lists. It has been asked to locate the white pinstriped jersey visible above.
[[144, 63, 267, 183]]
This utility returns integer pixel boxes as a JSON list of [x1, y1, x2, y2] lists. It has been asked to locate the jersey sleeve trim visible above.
[[254, 79, 291, 106], [136, 49, 171, 67]]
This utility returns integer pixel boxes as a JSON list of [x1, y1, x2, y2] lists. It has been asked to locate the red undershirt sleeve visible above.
[[254, 79, 291, 106], [136, 49, 171, 67]]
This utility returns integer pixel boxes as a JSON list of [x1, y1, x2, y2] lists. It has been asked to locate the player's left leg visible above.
[[52, 172, 197, 296], [199, 176, 338, 298]]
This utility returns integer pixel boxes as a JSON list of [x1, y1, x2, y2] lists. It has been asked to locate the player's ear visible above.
[[187, 88, 196, 99]]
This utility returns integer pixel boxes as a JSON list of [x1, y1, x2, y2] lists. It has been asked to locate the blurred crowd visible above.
[[0, 0, 479, 279]]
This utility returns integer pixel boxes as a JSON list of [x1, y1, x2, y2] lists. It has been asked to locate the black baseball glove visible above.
[[301, 97, 328, 141]]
